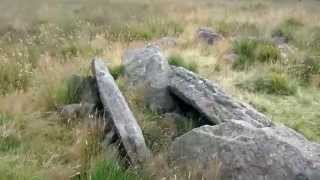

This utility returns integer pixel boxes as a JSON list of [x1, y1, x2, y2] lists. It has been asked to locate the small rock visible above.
[[223, 51, 238, 64], [196, 27, 223, 45], [272, 36, 296, 60], [59, 103, 95, 120]]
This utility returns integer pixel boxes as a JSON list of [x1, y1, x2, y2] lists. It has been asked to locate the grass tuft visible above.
[[110, 65, 125, 80], [168, 54, 198, 72], [87, 160, 141, 180], [44, 75, 84, 110], [0, 134, 20, 153], [239, 72, 297, 96], [232, 38, 280, 70], [272, 17, 303, 42], [0, 62, 32, 95]]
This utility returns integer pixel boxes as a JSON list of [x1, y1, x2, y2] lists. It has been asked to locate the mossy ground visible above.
[[1, 0, 320, 179]]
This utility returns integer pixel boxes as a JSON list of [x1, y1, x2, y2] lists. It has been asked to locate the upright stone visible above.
[[92, 58, 151, 165], [168, 66, 272, 127], [122, 45, 175, 112]]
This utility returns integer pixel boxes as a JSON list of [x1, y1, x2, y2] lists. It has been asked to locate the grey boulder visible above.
[[92, 58, 151, 165], [170, 120, 320, 180], [197, 27, 223, 45], [169, 66, 272, 127], [122, 45, 175, 112]]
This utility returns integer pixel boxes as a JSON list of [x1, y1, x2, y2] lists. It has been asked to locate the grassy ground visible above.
[[1, 0, 320, 179]]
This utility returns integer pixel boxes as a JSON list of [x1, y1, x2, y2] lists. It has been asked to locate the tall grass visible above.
[[168, 54, 198, 73], [232, 38, 280, 70], [272, 17, 304, 43], [238, 71, 297, 96], [0, 61, 32, 95], [87, 160, 141, 180]]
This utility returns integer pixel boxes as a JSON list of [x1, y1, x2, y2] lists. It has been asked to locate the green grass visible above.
[[232, 38, 258, 69], [86, 160, 142, 180], [55, 75, 83, 105], [110, 65, 125, 80], [107, 18, 183, 42], [0, 134, 20, 153], [232, 38, 280, 70], [238, 72, 297, 96], [272, 17, 303, 42], [246, 88, 320, 143], [42, 74, 85, 110], [255, 42, 281, 63], [289, 55, 320, 85], [0, 114, 11, 125], [168, 54, 198, 72], [0, 61, 32, 95]]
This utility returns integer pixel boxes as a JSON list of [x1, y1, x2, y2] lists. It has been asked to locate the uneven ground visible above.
[[0, 0, 320, 179]]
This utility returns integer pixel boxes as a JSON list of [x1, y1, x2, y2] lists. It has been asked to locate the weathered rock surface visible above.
[[170, 120, 320, 180], [168, 66, 272, 127], [92, 58, 151, 165], [197, 27, 223, 45], [122, 45, 175, 112]]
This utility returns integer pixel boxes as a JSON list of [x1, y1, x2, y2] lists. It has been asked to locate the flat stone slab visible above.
[[92, 58, 151, 165], [168, 66, 272, 127]]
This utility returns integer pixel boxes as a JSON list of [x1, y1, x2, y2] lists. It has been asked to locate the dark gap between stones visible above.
[[170, 92, 215, 131]]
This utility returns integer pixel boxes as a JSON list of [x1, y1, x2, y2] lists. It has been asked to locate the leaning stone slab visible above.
[[168, 66, 272, 127], [92, 58, 151, 165], [170, 120, 320, 180]]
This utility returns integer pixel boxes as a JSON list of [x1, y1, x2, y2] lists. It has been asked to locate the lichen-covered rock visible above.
[[122, 45, 175, 112], [169, 66, 272, 127], [92, 58, 151, 165], [170, 120, 320, 180]]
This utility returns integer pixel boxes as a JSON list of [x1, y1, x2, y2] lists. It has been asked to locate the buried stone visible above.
[[196, 27, 223, 45], [92, 58, 151, 165]]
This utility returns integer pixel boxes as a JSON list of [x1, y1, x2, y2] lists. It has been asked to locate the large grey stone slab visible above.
[[170, 120, 320, 180], [92, 58, 151, 165], [168, 66, 272, 127]]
